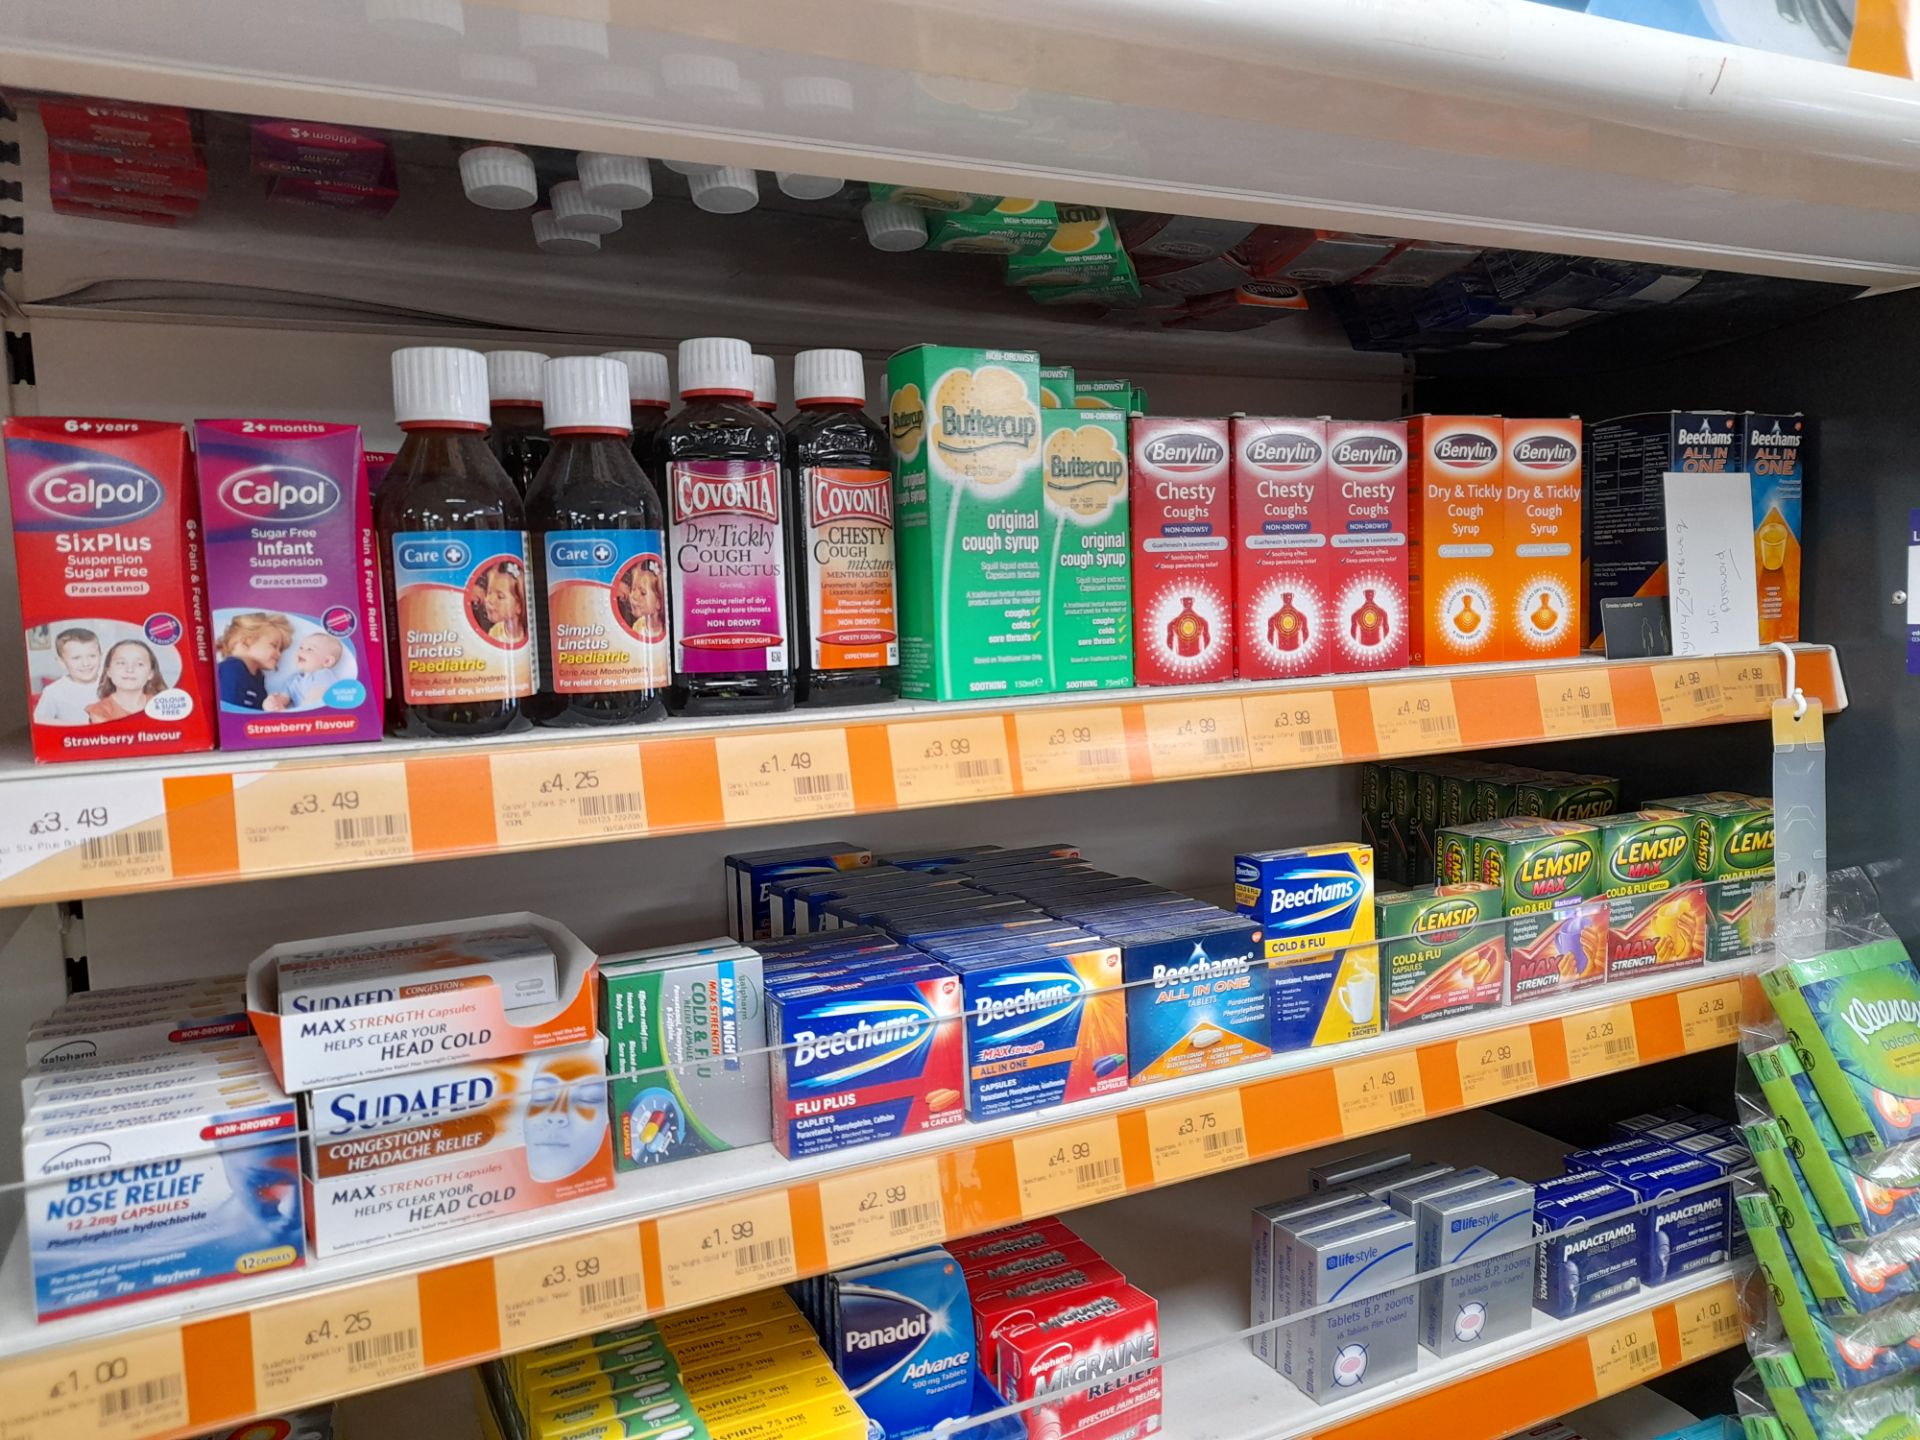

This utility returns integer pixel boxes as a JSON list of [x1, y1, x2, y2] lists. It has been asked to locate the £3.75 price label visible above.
[[1012, 708, 1131, 793], [714, 729, 855, 825], [818, 1157, 947, 1268], [492, 745, 648, 846], [0, 773, 171, 904], [1144, 1090, 1249, 1183], [1334, 1057, 1427, 1134], [1456, 1026, 1539, 1106], [1368, 681, 1460, 756], [1717, 655, 1780, 718], [1587, 1314, 1663, 1395], [1142, 698, 1250, 780], [1680, 980, 1743, 1052], [1241, 691, 1343, 769], [887, 716, 1013, 806], [1565, 1002, 1640, 1080], [1012, 1117, 1127, 1217], [252, 1274, 424, 1406], [0, 1330, 187, 1440], [494, 1225, 649, 1347], [233, 763, 412, 874], [1677, 1278, 1743, 1363], [1652, 661, 1725, 727], [655, 1192, 797, 1309], [1535, 671, 1617, 737]]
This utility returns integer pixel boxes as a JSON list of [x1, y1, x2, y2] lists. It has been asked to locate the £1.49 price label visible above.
[[1334, 1056, 1427, 1134], [714, 729, 855, 824]]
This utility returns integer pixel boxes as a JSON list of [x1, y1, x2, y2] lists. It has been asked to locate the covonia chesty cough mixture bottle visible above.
[[658, 337, 793, 714], [526, 355, 669, 726], [483, 349, 551, 499], [379, 346, 536, 737]]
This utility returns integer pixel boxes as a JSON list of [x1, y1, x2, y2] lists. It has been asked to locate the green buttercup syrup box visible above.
[[1039, 366, 1076, 411], [1073, 378, 1133, 410], [888, 345, 1047, 700], [1684, 796, 1774, 961], [1040, 409, 1132, 691], [1005, 206, 1126, 286], [925, 200, 1059, 255]]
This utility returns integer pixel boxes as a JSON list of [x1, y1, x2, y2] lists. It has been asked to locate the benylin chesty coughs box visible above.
[[1131, 417, 1234, 685], [1231, 417, 1332, 679], [1326, 421, 1408, 673]]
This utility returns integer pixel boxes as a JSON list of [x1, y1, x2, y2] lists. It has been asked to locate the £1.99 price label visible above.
[[655, 1193, 797, 1309]]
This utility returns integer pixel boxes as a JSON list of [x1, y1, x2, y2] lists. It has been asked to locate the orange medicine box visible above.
[[1501, 418, 1582, 660], [1406, 416, 1504, 666]]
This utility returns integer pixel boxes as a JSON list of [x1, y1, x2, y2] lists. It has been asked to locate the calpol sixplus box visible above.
[[1594, 811, 1707, 980], [888, 345, 1046, 700], [1231, 417, 1332, 679], [1501, 418, 1582, 660], [1746, 411, 1806, 645], [198, 421, 384, 749], [1235, 844, 1380, 1050], [1406, 415, 1504, 666], [1130, 416, 1234, 685], [1326, 420, 1409, 672], [1041, 408, 1134, 690], [996, 1286, 1162, 1440], [6, 417, 216, 761], [1376, 883, 1505, 1030]]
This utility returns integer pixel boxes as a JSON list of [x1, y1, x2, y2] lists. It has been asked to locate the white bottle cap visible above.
[[365, 0, 465, 39], [532, 210, 601, 254], [794, 349, 866, 406], [460, 146, 539, 210], [782, 76, 855, 115], [862, 201, 927, 252], [577, 152, 654, 210], [662, 159, 720, 177], [393, 347, 489, 428], [752, 354, 778, 410], [517, 11, 609, 59], [544, 356, 631, 433], [678, 337, 754, 398], [485, 350, 548, 406], [602, 350, 672, 407], [688, 166, 760, 215], [776, 173, 844, 201], [550, 179, 622, 234]]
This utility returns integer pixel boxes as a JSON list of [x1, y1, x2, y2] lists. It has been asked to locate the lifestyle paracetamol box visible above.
[[1407, 415, 1504, 666], [1131, 417, 1234, 685], [1041, 408, 1133, 690], [1232, 417, 1333, 679], [1327, 421, 1409, 673], [888, 345, 1046, 700], [1501, 418, 1581, 660]]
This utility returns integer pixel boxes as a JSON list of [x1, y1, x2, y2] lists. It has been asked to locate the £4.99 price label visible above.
[[714, 729, 855, 825], [1652, 662, 1725, 726], [1012, 1117, 1127, 1217], [1141, 698, 1250, 780], [655, 1193, 797, 1309], [0, 1330, 187, 1440]]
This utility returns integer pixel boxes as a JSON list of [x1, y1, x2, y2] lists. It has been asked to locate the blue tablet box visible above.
[[1117, 916, 1268, 1087], [1606, 1151, 1730, 1285], [1533, 1171, 1641, 1318]]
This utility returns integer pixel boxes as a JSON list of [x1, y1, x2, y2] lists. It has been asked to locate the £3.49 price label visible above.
[[0, 773, 171, 904], [818, 1157, 947, 1267], [655, 1192, 797, 1309], [1144, 1090, 1249, 1183], [1012, 708, 1131, 793], [1333, 1057, 1427, 1134], [491, 745, 648, 845], [1565, 1002, 1640, 1080], [1677, 1279, 1744, 1363], [887, 716, 1013, 806], [1680, 981, 1743, 1052], [251, 1274, 424, 1406], [1587, 1314, 1663, 1395], [1012, 1117, 1127, 1216], [1368, 681, 1461, 756], [233, 763, 412, 874], [1141, 698, 1250, 780], [714, 729, 855, 825], [1455, 1026, 1539, 1106], [494, 1225, 649, 1347], [0, 1330, 188, 1440], [1241, 691, 1342, 768], [1535, 671, 1617, 737], [1651, 662, 1725, 726]]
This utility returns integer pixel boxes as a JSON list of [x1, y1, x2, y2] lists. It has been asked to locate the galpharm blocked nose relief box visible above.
[[1041, 409, 1133, 690], [888, 345, 1046, 700], [1131, 417, 1234, 685], [1501, 418, 1581, 660], [195, 419, 384, 749], [1407, 416, 1504, 666], [1231, 417, 1332, 679], [1746, 412, 1805, 644], [1326, 422, 1409, 672], [5, 417, 216, 762]]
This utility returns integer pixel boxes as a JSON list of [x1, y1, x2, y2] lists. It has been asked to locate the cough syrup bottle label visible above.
[[391, 531, 536, 702], [801, 466, 897, 669], [668, 458, 788, 673], [544, 529, 668, 691]]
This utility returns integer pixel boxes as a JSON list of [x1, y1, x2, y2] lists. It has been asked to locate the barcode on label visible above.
[[956, 759, 1006, 781], [1202, 1128, 1245, 1155], [98, 1375, 181, 1420], [79, 828, 165, 865], [580, 1273, 642, 1308], [736, 1236, 793, 1272], [334, 814, 407, 845], [1625, 1342, 1659, 1368], [890, 1202, 940, 1232], [346, 1327, 419, 1368], [1390, 1086, 1417, 1108], [1692, 687, 1718, 705], [1502, 1061, 1536, 1082], [1605, 1038, 1635, 1059], [794, 773, 849, 800], [1204, 736, 1247, 759], [1076, 1158, 1123, 1188], [1298, 727, 1338, 749], [1564, 703, 1610, 719], [578, 792, 642, 820], [1080, 747, 1125, 769], [1419, 715, 1457, 735]]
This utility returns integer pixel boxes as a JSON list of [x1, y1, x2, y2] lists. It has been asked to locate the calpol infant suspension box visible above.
[[1326, 421, 1409, 672], [1407, 415, 1505, 665], [1130, 416, 1234, 685], [1501, 418, 1582, 660], [195, 419, 385, 748], [1231, 417, 1332, 679], [5, 417, 217, 761]]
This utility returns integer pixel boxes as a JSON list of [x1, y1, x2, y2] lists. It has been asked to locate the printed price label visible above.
[[491, 745, 647, 846], [233, 763, 412, 874], [495, 1225, 649, 1347], [1535, 671, 1617, 737], [1565, 1002, 1641, 1080], [1718, 655, 1780, 718], [1680, 981, 1743, 1052], [1652, 661, 1726, 726], [0, 1330, 188, 1440], [1242, 691, 1343, 768], [1368, 680, 1461, 756], [818, 1157, 947, 1267], [1677, 1279, 1743, 1363], [1144, 1090, 1249, 1182], [1456, 1026, 1540, 1106], [655, 1193, 798, 1309], [0, 773, 171, 902], [1587, 1315, 1663, 1395], [1012, 708, 1131, 793], [1334, 1057, 1427, 1134], [1012, 1117, 1127, 1216], [1142, 698, 1251, 780], [887, 716, 1014, 806], [714, 729, 855, 825], [252, 1275, 424, 1406]]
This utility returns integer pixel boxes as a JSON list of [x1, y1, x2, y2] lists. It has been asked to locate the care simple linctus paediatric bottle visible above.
[[785, 348, 898, 706], [526, 355, 669, 726], [379, 346, 536, 737], [484, 349, 551, 497], [658, 337, 793, 713], [603, 349, 671, 480]]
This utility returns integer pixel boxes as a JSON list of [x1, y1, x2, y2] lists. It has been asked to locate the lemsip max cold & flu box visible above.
[[6, 418, 216, 760], [1407, 416, 1504, 665]]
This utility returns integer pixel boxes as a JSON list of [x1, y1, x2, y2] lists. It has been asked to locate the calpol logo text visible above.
[[27, 462, 164, 524], [217, 465, 343, 523]]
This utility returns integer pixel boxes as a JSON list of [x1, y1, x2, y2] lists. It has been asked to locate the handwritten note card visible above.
[[1664, 471, 1760, 657]]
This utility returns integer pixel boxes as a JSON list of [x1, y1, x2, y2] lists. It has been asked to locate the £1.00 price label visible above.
[[1142, 698, 1250, 780], [1565, 1002, 1640, 1080], [1334, 1057, 1427, 1134], [1012, 1117, 1127, 1216], [1677, 1279, 1744, 1363], [887, 716, 1013, 806], [1680, 981, 1743, 1052], [1535, 671, 1617, 737], [0, 1330, 188, 1440], [492, 745, 648, 845], [818, 1157, 947, 1267], [495, 1225, 649, 1347], [233, 763, 412, 874], [1587, 1315, 1663, 1395], [1368, 681, 1460, 756], [1455, 1026, 1539, 1106], [1241, 691, 1342, 768], [1652, 662, 1725, 726], [1012, 708, 1131, 793], [1144, 1091, 1249, 1183], [714, 729, 855, 825], [252, 1274, 424, 1406], [655, 1192, 797, 1309]]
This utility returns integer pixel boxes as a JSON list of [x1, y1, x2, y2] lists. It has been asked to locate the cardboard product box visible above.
[[1687, 797, 1775, 962], [1473, 822, 1608, 1002], [1118, 916, 1268, 1084], [1278, 1209, 1419, 1401], [1746, 411, 1806, 644], [1513, 772, 1620, 821], [1326, 421, 1410, 672], [1501, 418, 1582, 660], [1377, 884, 1506, 1029], [1039, 366, 1076, 409], [1593, 811, 1707, 980], [1415, 1177, 1536, 1357], [1231, 417, 1333, 679], [1041, 408, 1134, 691], [1406, 415, 1505, 666], [1130, 417, 1234, 684], [925, 200, 1059, 255]]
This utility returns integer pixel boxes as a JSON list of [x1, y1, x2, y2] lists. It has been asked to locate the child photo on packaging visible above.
[[88, 639, 168, 722], [29, 624, 103, 725], [217, 611, 293, 711], [28, 620, 190, 727], [216, 609, 364, 714]]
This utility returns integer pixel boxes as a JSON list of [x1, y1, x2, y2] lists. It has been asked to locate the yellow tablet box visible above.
[[656, 1289, 799, 1341], [665, 1315, 819, 1368], [692, 1367, 848, 1424], [704, 1393, 867, 1440], [678, 1340, 832, 1397]]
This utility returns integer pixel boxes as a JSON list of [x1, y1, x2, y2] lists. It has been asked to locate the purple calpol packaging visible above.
[[195, 419, 385, 748]]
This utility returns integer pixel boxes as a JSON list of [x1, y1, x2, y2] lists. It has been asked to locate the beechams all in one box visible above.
[[888, 345, 1046, 700], [1326, 421, 1409, 672], [1746, 411, 1806, 644], [1041, 408, 1133, 690], [1131, 417, 1234, 685], [1232, 417, 1333, 679], [1407, 416, 1504, 666]]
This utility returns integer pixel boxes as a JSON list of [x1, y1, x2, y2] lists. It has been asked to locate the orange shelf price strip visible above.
[[817, 1157, 947, 1268], [493, 1225, 650, 1349], [1242, 690, 1343, 768], [490, 745, 648, 845], [886, 716, 1015, 806], [1141, 697, 1251, 780], [1368, 680, 1461, 755], [250, 1275, 424, 1411], [1143, 1089, 1250, 1183], [1012, 1116, 1127, 1216]]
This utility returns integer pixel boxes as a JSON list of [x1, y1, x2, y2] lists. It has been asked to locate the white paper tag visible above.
[[1664, 470, 1760, 656]]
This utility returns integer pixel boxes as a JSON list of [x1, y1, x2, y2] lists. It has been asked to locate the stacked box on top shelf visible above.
[[1366, 758, 1620, 885]]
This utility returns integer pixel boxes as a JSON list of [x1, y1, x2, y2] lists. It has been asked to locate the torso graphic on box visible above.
[[1501, 419, 1582, 660], [1326, 421, 1409, 672], [1232, 418, 1331, 679], [1131, 417, 1233, 685], [1408, 416, 1504, 665]]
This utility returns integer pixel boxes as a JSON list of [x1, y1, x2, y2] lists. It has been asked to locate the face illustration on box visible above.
[[524, 1055, 610, 1181]]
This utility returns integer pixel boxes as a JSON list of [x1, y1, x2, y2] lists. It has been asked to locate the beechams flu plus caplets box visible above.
[[1327, 421, 1409, 673], [1131, 417, 1234, 685], [1041, 409, 1134, 691], [1231, 417, 1333, 679]]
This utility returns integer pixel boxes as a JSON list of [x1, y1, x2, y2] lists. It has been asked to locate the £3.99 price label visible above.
[[1334, 1056, 1427, 1134], [714, 729, 855, 825], [1565, 1002, 1640, 1080], [1367, 680, 1460, 755], [1587, 1314, 1663, 1395], [1241, 691, 1342, 768], [494, 1225, 649, 1347], [817, 1157, 947, 1267], [1535, 671, 1617, 737], [1144, 1090, 1249, 1183], [1680, 980, 1743, 1052], [1652, 661, 1725, 726], [251, 1274, 424, 1406], [491, 745, 648, 845], [0, 1330, 188, 1440], [1455, 1026, 1539, 1106], [1141, 698, 1250, 780], [887, 716, 1013, 806], [233, 763, 412, 874], [655, 1192, 797, 1309], [1012, 708, 1131, 793], [1677, 1279, 1744, 1363], [1012, 1117, 1127, 1217]]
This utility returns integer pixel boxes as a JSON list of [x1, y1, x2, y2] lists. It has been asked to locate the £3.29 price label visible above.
[[1677, 1279, 1744, 1363], [1141, 698, 1250, 780], [655, 1192, 797, 1309], [0, 1330, 188, 1440], [1565, 1002, 1640, 1080], [1651, 661, 1725, 726], [494, 1225, 649, 1347], [714, 729, 855, 825], [1012, 1117, 1127, 1216], [1455, 1026, 1539, 1106], [1368, 681, 1461, 756], [491, 745, 648, 846], [818, 1157, 947, 1267], [1012, 708, 1131, 793], [1680, 981, 1743, 1052], [1144, 1090, 1249, 1183], [251, 1274, 424, 1406], [1241, 691, 1342, 768], [1535, 671, 1617, 737], [1587, 1314, 1663, 1395], [233, 763, 412, 874], [1334, 1057, 1427, 1134], [887, 716, 1013, 806]]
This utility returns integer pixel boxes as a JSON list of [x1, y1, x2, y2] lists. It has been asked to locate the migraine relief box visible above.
[[1131, 417, 1234, 685], [1040, 408, 1134, 691], [888, 345, 1045, 701]]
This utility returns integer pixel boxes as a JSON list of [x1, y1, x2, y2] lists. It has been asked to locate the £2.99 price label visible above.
[[1455, 1026, 1539, 1106], [655, 1192, 798, 1309], [0, 1330, 188, 1440], [251, 1274, 424, 1406], [817, 1157, 947, 1267], [887, 716, 1013, 805], [1012, 1117, 1127, 1216], [233, 763, 412, 874], [714, 729, 855, 825], [1241, 691, 1342, 768], [491, 745, 648, 845], [494, 1225, 649, 1347]]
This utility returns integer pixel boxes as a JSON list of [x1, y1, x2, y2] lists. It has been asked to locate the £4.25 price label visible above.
[[1535, 671, 1617, 737], [1565, 1002, 1640, 1080], [887, 716, 1013, 806], [1334, 1057, 1426, 1134], [1368, 681, 1460, 756], [818, 1157, 947, 1267], [1455, 1026, 1539, 1106], [714, 729, 855, 825], [1680, 981, 1743, 1052], [233, 763, 412, 874], [1587, 1315, 1663, 1395], [1142, 698, 1250, 780], [655, 1192, 797, 1309], [1012, 708, 1131, 793], [1241, 691, 1342, 768], [252, 1274, 424, 1406], [494, 1225, 648, 1347], [491, 745, 648, 846], [0, 1330, 188, 1440], [1652, 661, 1725, 726], [1144, 1091, 1249, 1183], [1012, 1117, 1127, 1217]]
